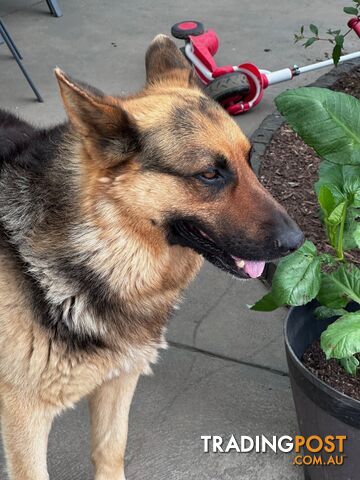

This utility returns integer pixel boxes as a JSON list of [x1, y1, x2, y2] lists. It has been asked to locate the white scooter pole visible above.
[[265, 51, 360, 86]]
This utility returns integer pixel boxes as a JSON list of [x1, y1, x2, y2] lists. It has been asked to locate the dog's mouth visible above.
[[168, 219, 266, 279]]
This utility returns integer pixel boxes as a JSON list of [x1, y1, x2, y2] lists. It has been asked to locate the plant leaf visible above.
[[335, 34, 344, 47], [309, 24, 319, 36], [250, 292, 279, 312], [343, 6, 358, 14], [331, 265, 360, 303], [316, 165, 360, 246], [317, 184, 346, 248], [343, 225, 360, 250], [317, 274, 350, 308], [270, 241, 322, 306], [275, 88, 360, 165], [328, 201, 346, 225], [315, 306, 348, 319], [340, 355, 359, 376], [315, 162, 360, 195], [321, 312, 360, 359], [332, 44, 342, 66], [344, 176, 360, 207], [318, 185, 337, 216], [304, 37, 317, 48], [343, 207, 360, 249], [318, 265, 360, 308]]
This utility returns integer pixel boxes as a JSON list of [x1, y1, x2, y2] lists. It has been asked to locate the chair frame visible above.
[[0, 1, 62, 102], [0, 19, 43, 102]]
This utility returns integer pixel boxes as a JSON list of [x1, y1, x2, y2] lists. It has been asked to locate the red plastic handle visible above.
[[193, 29, 219, 55], [190, 29, 219, 73], [348, 17, 360, 38]]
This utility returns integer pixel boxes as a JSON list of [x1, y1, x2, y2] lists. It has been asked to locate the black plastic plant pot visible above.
[[284, 301, 360, 480]]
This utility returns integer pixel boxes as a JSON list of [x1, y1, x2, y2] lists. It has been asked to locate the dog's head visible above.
[[55, 35, 303, 279]]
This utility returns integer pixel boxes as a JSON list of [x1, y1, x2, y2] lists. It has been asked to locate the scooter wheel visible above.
[[171, 21, 204, 40], [204, 72, 250, 104]]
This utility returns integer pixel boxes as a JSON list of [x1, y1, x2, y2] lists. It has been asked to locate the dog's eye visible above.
[[202, 171, 218, 180], [197, 168, 224, 184]]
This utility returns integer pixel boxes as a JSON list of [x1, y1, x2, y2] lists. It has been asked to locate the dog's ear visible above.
[[55, 68, 139, 166], [145, 34, 199, 88]]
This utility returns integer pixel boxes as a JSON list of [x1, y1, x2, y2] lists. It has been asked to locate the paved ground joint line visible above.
[[168, 340, 289, 377]]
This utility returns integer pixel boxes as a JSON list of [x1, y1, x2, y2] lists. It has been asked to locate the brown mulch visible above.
[[259, 66, 360, 265], [331, 65, 360, 98], [303, 341, 360, 401]]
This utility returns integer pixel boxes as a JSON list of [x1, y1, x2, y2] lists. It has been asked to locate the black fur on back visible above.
[[0, 110, 35, 164], [0, 109, 108, 351], [0, 109, 67, 172]]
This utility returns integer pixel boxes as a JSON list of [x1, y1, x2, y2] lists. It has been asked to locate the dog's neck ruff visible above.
[[0, 210, 179, 352]]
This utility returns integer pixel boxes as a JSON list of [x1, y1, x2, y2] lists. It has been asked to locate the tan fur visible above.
[[0, 228, 186, 479]]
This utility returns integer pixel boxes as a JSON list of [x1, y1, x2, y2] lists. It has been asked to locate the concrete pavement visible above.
[[0, 1, 349, 478]]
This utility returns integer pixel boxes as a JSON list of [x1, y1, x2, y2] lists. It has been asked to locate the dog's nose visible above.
[[274, 218, 304, 256]]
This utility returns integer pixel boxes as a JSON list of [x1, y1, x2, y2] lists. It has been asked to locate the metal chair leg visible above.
[[46, 0, 63, 17], [0, 20, 43, 102], [0, 19, 22, 59]]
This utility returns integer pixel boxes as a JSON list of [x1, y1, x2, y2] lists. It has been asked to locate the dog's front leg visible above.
[[1, 391, 55, 480], [89, 370, 140, 480]]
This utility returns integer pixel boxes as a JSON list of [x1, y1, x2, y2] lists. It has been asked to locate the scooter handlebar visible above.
[[192, 29, 219, 56], [348, 17, 360, 38]]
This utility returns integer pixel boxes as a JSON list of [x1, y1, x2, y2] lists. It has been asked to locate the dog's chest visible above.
[[36, 331, 167, 409]]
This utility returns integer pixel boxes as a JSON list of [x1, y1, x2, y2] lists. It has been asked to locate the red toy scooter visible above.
[[171, 20, 360, 115]]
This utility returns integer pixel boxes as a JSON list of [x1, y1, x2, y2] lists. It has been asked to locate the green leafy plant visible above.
[[294, 2, 360, 64], [252, 87, 360, 376]]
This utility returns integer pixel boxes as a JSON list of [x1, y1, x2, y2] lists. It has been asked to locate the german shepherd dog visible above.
[[0, 35, 303, 480]]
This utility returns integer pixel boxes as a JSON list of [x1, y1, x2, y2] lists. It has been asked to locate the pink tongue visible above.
[[243, 260, 265, 278]]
